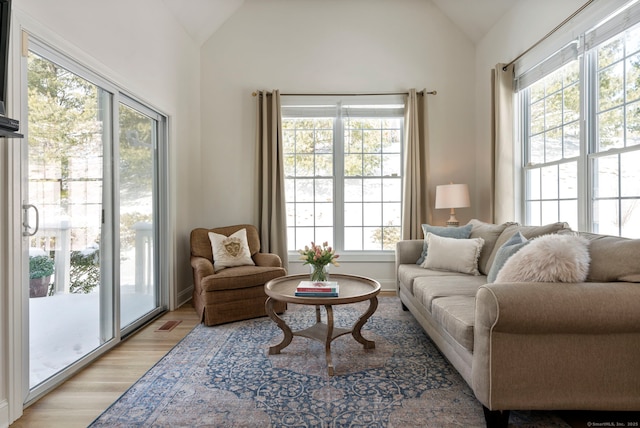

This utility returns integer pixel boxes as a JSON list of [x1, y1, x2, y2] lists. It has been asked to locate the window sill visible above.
[[289, 252, 395, 263]]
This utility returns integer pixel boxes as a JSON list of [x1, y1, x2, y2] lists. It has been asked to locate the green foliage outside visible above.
[[69, 250, 100, 294], [29, 250, 100, 294], [29, 255, 54, 279]]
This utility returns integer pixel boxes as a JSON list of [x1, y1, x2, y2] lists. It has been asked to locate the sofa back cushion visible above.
[[559, 230, 640, 282], [468, 219, 514, 275]]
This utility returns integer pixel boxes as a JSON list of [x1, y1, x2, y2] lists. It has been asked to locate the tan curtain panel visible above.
[[402, 89, 430, 240], [255, 90, 289, 269], [492, 64, 515, 224]]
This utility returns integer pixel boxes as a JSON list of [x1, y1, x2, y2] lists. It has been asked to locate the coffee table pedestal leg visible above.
[[352, 297, 378, 349], [265, 297, 293, 355], [266, 296, 379, 376]]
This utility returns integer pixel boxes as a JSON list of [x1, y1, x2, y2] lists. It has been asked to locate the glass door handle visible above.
[[22, 204, 39, 237]]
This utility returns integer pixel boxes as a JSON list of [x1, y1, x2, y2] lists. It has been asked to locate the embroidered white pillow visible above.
[[208, 228, 255, 272], [495, 233, 590, 283], [421, 232, 485, 275]]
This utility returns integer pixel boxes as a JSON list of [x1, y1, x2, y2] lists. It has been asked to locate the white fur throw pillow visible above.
[[421, 232, 484, 275], [208, 228, 255, 272], [495, 233, 590, 283]]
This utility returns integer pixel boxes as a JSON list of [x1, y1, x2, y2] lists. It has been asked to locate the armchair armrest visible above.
[[191, 256, 214, 278], [253, 252, 282, 268]]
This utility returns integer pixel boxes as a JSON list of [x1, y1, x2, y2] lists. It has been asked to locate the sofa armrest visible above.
[[395, 240, 423, 288], [476, 282, 640, 334], [472, 281, 640, 411], [395, 240, 423, 265], [253, 252, 282, 268]]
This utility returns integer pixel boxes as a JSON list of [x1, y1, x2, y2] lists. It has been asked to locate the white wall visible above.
[[2, 0, 200, 424], [200, 0, 477, 285]]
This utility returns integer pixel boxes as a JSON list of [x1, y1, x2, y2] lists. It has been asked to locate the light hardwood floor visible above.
[[10, 303, 200, 428], [11, 292, 633, 428], [12, 291, 398, 428]]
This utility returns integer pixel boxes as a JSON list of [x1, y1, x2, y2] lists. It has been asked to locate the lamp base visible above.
[[446, 211, 460, 227]]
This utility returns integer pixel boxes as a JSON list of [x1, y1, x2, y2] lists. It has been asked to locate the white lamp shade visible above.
[[435, 184, 470, 209]]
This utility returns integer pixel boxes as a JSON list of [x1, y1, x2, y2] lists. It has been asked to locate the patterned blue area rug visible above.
[[89, 297, 569, 427]]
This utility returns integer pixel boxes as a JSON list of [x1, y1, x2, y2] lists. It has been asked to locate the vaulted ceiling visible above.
[[162, 0, 516, 47]]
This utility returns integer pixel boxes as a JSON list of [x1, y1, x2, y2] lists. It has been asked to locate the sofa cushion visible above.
[[485, 222, 571, 273], [416, 223, 473, 264], [495, 233, 590, 283], [431, 295, 476, 352], [559, 230, 640, 282], [422, 233, 484, 275], [468, 219, 515, 275], [413, 274, 486, 313], [398, 264, 464, 295], [486, 232, 529, 283], [200, 265, 286, 291]]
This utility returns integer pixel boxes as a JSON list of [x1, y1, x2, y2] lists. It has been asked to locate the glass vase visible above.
[[310, 264, 329, 282]]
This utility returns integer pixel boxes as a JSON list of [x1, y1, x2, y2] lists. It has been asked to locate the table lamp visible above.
[[435, 183, 470, 227]]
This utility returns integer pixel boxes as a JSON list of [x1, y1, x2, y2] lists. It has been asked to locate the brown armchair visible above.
[[190, 224, 287, 326]]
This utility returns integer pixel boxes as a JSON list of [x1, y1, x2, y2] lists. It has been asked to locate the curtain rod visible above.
[[502, 0, 594, 71], [252, 90, 436, 97]]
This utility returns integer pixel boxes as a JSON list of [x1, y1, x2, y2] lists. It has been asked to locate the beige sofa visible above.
[[395, 219, 640, 426]]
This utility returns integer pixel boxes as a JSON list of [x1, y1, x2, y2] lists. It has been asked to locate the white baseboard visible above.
[[0, 399, 9, 428], [379, 279, 397, 292], [176, 285, 193, 308]]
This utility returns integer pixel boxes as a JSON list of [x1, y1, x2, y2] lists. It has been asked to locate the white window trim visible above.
[[517, 0, 640, 235], [282, 95, 404, 257]]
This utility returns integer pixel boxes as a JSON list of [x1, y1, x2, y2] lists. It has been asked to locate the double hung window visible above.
[[281, 96, 404, 254], [519, 2, 640, 237]]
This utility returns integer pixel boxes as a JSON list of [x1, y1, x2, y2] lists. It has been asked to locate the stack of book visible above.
[[294, 281, 339, 297]]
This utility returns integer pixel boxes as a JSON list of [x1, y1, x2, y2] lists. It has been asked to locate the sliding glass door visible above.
[[24, 38, 167, 400], [118, 100, 161, 330], [25, 50, 114, 389]]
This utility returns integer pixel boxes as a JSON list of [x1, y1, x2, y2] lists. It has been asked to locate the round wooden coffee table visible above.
[[264, 273, 381, 376]]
